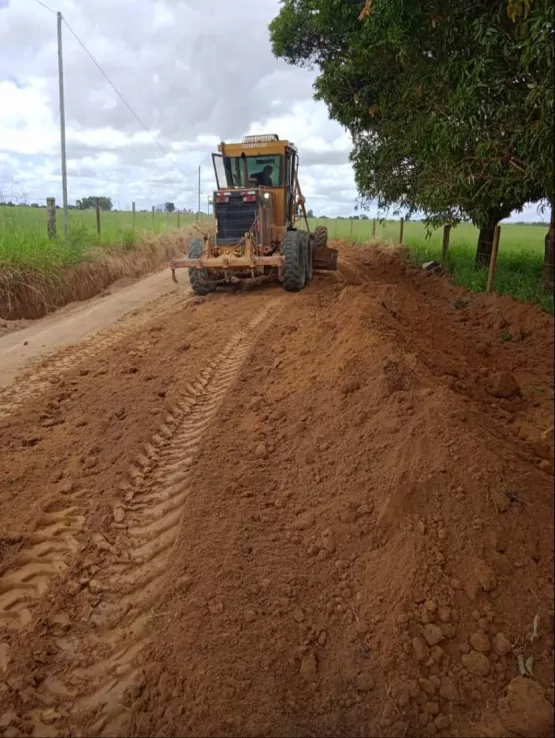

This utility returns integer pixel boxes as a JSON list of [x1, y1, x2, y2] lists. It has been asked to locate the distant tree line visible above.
[[76, 196, 113, 211], [0, 198, 187, 213], [307, 209, 370, 220]]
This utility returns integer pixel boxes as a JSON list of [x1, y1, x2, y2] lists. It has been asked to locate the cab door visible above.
[[285, 149, 297, 226]]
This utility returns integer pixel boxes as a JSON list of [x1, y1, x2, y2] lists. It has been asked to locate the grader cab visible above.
[[170, 134, 338, 294]]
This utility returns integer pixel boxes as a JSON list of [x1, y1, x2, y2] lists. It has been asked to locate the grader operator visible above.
[[170, 134, 338, 294]]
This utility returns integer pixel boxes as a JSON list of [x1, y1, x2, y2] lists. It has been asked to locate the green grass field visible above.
[[0, 206, 207, 271], [0, 206, 551, 313]]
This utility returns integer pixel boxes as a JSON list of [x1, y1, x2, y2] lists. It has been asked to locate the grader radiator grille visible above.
[[215, 192, 258, 244]]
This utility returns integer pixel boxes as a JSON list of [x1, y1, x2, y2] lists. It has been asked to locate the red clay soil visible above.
[[0, 243, 553, 738]]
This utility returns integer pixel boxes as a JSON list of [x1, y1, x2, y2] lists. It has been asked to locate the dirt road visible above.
[[0, 269, 189, 418], [0, 244, 553, 738]]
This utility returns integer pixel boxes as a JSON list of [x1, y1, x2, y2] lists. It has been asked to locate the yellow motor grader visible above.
[[170, 134, 338, 294]]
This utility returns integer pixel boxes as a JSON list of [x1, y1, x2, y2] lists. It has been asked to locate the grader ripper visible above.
[[170, 134, 338, 294]]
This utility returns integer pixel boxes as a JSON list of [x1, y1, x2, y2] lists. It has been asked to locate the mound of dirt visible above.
[[125, 245, 554, 737]]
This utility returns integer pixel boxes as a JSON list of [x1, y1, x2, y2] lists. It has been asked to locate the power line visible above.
[[32, 0, 57, 15], [61, 17, 189, 180]]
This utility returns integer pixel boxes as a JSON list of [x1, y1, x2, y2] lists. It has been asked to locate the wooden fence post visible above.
[[151, 206, 155, 230], [132, 201, 136, 229], [177, 210, 181, 229], [486, 225, 502, 293], [441, 224, 452, 264], [399, 218, 405, 245], [95, 198, 101, 238], [372, 218, 376, 240], [543, 208, 554, 292], [46, 197, 56, 239]]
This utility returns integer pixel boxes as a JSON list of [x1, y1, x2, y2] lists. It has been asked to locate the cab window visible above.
[[222, 155, 283, 188]]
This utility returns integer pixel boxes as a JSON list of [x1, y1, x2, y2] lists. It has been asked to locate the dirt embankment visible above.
[[0, 243, 553, 738], [0, 230, 194, 322]]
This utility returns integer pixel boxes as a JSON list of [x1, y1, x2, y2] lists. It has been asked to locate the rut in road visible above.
[[28, 302, 281, 738], [0, 291, 192, 419]]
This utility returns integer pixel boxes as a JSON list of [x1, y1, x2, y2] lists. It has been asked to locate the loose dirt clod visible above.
[[412, 636, 430, 662], [469, 631, 491, 653], [423, 624, 444, 646], [299, 651, 318, 682], [292, 511, 315, 531], [462, 650, 491, 676], [498, 677, 554, 737], [254, 443, 268, 460], [487, 371, 521, 398]]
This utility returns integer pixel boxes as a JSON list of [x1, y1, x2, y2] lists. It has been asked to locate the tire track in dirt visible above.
[[27, 301, 282, 737], [0, 291, 193, 419], [0, 508, 85, 632]]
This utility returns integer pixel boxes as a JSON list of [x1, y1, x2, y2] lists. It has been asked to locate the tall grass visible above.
[[0, 206, 207, 319], [0, 206, 206, 272]]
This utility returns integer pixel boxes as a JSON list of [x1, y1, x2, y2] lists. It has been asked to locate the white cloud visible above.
[[0, 0, 361, 214], [0, 80, 58, 155]]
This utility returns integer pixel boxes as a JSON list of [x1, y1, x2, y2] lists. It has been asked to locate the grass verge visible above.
[[0, 227, 192, 320]]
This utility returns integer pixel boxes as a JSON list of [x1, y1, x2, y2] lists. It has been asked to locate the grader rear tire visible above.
[[312, 225, 338, 271], [281, 230, 306, 292], [313, 225, 328, 249]]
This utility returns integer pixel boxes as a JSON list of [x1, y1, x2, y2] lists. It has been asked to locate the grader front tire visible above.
[[188, 239, 211, 296], [281, 231, 306, 292]]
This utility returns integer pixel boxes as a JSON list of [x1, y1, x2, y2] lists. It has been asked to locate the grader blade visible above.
[[313, 245, 338, 271]]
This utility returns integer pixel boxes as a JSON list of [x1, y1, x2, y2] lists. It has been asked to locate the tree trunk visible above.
[[476, 223, 497, 268], [542, 207, 554, 293], [475, 210, 504, 267]]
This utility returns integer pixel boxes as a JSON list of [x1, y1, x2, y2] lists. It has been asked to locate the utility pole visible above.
[[57, 12, 69, 237], [197, 165, 201, 220]]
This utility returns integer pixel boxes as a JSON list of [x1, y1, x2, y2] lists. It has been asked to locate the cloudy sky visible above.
[[0, 0, 547, 221]]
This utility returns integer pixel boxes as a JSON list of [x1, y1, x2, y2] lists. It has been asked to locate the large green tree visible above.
[[270, 0, 553, 275], [76, 196, 113, 211]]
